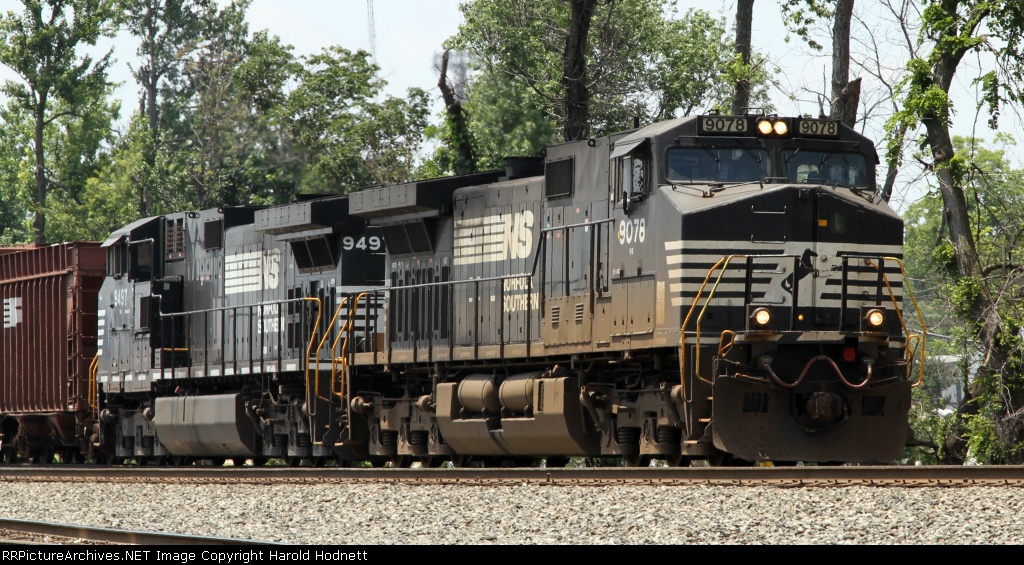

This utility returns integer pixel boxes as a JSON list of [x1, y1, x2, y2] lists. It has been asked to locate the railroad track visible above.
[[1, 465, 1024, 486], [0, 518, 281, 545]]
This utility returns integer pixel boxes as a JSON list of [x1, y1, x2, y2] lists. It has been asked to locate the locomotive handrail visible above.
[[680, 253, 927, 404], [312, 296, 353, 403], [87, 353, 99, 414], [858, 256, 927, 387], [330, 292, 368, 401], [683, 254, 784, 391], [152, 296, 316, 381], [327, 217, 611, 370], [366, 217, 615, 362], [301, 297, 324, 416]]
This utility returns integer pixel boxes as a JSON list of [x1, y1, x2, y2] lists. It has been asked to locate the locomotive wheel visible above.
[[389, 455, 413, 468], [664, 454, 691, 468], [250, 457, 268, 467], [31, 448, 55, 465], [544, 457, 570, 468], [450, 455, 473, 468], [332, 455, 352, 468], [284, 456, 302, 467], [707, 450, 752, 467], [310, 456, 327, 468], [417, 456, 439, 468], [171, 456, 193, 466], [625, 454, 653, 467]]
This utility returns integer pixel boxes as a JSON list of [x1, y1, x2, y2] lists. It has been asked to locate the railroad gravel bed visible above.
[[0, 482, 1021, 545]]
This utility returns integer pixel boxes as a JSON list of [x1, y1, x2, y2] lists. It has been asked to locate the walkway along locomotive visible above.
[[0, 111, 926, 466]]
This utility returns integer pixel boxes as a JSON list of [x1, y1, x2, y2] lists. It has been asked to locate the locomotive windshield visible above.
[[783, 150, 869, 187], [666, 147, 768, 183]]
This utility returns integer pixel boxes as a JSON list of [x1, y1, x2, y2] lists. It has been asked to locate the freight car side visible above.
[[0, 243, 105, 463]]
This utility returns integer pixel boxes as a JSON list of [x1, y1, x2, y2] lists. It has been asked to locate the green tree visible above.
[[0, 0, 118, 244], [0, 104, 32, 243], [285, 46, 429, 193], [121, 0, 233, 216], [902, 135, 1024, 463], [445, 0, 743, 171], [887, 1, 1024, 463]]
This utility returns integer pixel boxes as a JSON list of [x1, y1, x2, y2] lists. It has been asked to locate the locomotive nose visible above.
[[807, 391, 844, 424]]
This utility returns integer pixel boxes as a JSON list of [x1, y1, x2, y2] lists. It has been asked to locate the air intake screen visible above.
[[545, 158, 574, 199], [204, 219, 223, 250]]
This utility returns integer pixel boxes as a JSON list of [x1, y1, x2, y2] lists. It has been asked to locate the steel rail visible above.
[[0, 518, 282, 545], [2, 465, 1024, 487]]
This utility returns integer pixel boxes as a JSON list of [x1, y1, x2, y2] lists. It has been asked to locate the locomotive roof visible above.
[[102, 215, 160, 247]]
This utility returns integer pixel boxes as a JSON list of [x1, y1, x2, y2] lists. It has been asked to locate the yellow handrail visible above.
[[331, 293, 368, 400], [678, 253, 928, 406], [679, 255, 743, 398], [87, 353, 99, 414], [301, 297, 323, 415], [310, 297, 350, 403], [867, 257, 927, 387]]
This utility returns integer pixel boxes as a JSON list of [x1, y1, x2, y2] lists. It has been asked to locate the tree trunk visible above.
[[731, 0, 754, 116], [917, 4, 1007, 453], [561, 0, 597, 141], [438, 49, 475, 175], [33, 100, 47, 245], [829, 0, 858, 126], [140, 3, 160, 218]]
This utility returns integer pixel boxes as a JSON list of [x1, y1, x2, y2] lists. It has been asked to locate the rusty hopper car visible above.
[[0, 243, 105, 463]]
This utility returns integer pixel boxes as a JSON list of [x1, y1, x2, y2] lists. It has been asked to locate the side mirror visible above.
[[622, 190, 632, 214]]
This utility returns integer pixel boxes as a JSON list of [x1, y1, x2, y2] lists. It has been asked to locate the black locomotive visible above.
[[1, 111, 925, 466]]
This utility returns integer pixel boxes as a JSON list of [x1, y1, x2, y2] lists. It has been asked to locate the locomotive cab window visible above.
[[107, 240, 128, 278], [783, 150, 869, 188], [666, 147, 768, 183], [616, 153, 649, 212], [611, 138, 651, 211], [130, 240, 154, 282]]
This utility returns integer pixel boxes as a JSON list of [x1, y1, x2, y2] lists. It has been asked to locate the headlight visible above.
[[864, 308, 885, 329], [750, 307, 772, 327], [755, 118, 791, 137]]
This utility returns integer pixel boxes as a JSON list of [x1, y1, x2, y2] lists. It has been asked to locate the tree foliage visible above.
[[284, 46, 429, 193], [444, 0, 749, 172], [904, 134, 1024, 463], [0, 0, 118, 244], [884, 1, 1024, 463]]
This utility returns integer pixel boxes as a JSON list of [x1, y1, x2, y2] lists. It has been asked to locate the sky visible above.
[[0, 0, 1016, 211]]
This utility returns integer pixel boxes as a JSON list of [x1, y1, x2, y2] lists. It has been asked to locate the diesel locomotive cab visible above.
[[616, 112, 920, 464]]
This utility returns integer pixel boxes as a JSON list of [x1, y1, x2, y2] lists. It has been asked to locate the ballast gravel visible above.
[[0, 482, 1021, 545]]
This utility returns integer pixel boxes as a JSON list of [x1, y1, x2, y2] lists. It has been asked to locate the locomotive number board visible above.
[[795, 118, 840, 138], [698, 116, 750, 135]]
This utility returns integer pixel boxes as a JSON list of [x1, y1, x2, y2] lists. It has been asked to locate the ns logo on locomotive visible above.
[[0, 110, 925, 467]]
